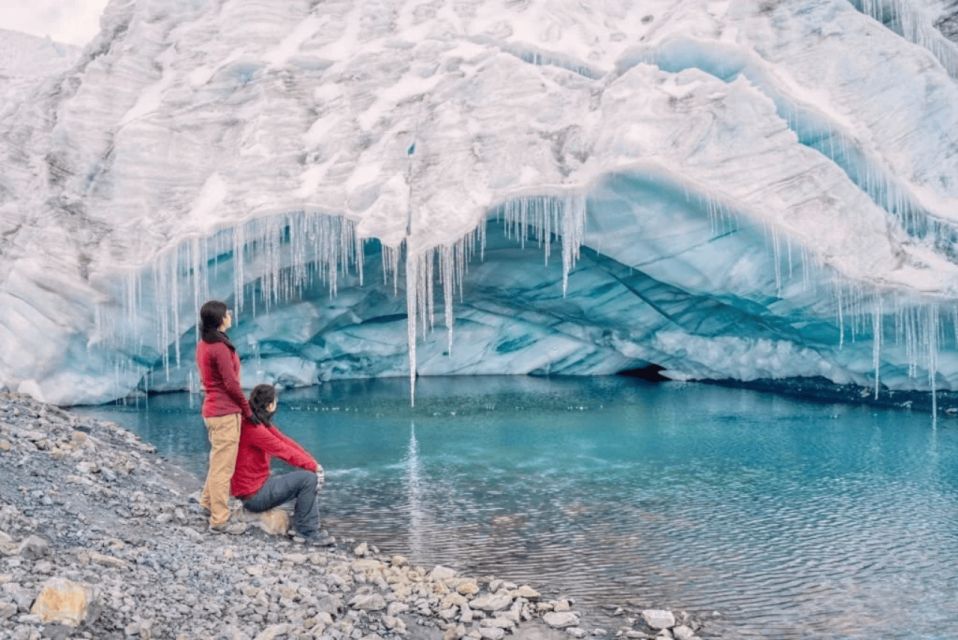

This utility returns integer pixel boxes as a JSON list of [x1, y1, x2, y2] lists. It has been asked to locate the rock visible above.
[[567, 629, 587, 639], [348, 592, 385, 612], [591, 629, 607, 637], [236, 508, 289, 536], [0, 600, 16, 619], [641, 610, 675, 630], [30, 578, 97, 627], [543, 612, 580, 629], [487, 616, 515, 629], [553, 599, 571, 612], [383, 615, 402, 631], [386, 602, 409, 617], [85, 551, 128, 570], [0, 439, 11, 452], [76, 460, 99, 474], [439, 607, 458, 620], [441, 593, 468, 609], [3, 583, 33, 611], [479, 628, 505, 640], [390, 555, 408, 567], [352, 559, 382, 572], [456, 580, 480, 596], [254, 624, 290, 640], [672, 626, 695, 640], [512, 585, 539, 600], [429, 565, 457, 581], [353, 542, 368, 557], [17, 535, 49, 559], [470, 594, 513, 612]]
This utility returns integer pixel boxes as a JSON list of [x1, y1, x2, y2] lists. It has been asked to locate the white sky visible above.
[[0, 1, 110, 47]]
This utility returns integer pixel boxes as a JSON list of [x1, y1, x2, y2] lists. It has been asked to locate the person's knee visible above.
[[302, 470, 318, 490]]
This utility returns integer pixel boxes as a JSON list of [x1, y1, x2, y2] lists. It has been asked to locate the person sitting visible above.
[[230, 384, 333, 546]]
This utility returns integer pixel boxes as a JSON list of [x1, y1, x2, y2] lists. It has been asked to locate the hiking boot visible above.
[[300, 531, 335, 547], [208, 522, 248, 535]]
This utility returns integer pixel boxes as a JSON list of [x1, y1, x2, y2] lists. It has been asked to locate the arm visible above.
[[246, 426, 318, 471], [272, 427, 314, 462], [212, 345, 252, 418]]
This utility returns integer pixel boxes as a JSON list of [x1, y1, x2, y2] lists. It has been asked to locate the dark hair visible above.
[[248, 384, 277, 426], [199, 300, 235, 351]]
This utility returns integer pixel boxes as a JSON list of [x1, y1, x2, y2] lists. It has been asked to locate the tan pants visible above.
[[200, 413, 241, 527]]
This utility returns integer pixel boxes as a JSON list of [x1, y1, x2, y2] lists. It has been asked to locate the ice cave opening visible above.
[[86, 172, 956, 413]]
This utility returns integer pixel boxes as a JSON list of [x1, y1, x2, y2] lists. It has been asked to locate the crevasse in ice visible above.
[[1, 0, 958, 406]]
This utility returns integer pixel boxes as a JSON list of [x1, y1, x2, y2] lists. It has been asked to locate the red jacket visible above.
[[231, 419, 318, 499], [196, 340, 251, 418]]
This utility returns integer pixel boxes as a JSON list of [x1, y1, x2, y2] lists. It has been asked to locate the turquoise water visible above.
[[76, 377, 958, 639]]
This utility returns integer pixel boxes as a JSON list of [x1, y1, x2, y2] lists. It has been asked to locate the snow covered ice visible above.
[[2, 0, 958, 406]]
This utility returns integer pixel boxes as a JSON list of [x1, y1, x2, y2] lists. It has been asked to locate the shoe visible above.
[[208, 522, 248, 535], [301, 531, 335, 547]]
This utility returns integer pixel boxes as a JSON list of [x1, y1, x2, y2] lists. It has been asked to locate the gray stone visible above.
[[553, 599, 572, 612], [479, 628, 505, 640], [349, 592, 386, 612], [672, 626, 695, 640], [254, 624, 290, 640], [0, 600, 17, 619], [2, 583, 32, 612], [17, 535, 49, 559], [429, 565, 457, 581], [543, 612, 580, 629], [641, 610, 675, 630], [470, 594, 513, 612]]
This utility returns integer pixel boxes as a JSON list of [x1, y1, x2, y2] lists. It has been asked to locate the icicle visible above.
[[561, 194, 585, 296], [405, 242, 418, 407], [872, 296, 882, 399], [836, 284, 845, 349], [441, 245, 454, 355], [927, 304, 939, 418]]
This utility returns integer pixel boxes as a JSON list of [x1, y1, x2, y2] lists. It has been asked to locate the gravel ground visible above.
[[0, 392, 700, 640]]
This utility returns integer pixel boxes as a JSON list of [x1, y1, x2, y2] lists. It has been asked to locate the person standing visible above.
[[196, 300, 251, 534]]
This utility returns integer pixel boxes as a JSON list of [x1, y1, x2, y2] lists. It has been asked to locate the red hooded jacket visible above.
[[196, 340, 252, 418], [231, 419, 318, 499]]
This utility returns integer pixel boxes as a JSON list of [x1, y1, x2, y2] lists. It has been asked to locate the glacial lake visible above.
[[75, 376, 958, 639]]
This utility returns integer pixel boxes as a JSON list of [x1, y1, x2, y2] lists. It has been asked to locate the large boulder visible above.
[[234, 507, 289, 535], [31, 578, 97, 627]]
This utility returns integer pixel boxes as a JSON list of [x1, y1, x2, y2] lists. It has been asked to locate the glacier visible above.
[[1, 0, 958, 407]]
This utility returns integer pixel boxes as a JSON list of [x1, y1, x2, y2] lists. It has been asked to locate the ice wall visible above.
[[1, 1, 958, 406]]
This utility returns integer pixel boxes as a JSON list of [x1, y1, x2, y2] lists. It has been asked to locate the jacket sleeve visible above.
[[272, 427, 315, 462], [248, 426, 318, 471], [212, 345, 252, 417]]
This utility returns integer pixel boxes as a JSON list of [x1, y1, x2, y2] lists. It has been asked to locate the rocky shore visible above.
[[0, 392, 702, 640]]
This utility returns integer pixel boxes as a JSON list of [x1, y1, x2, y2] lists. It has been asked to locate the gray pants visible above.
[[242, 470, 319, 537]]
